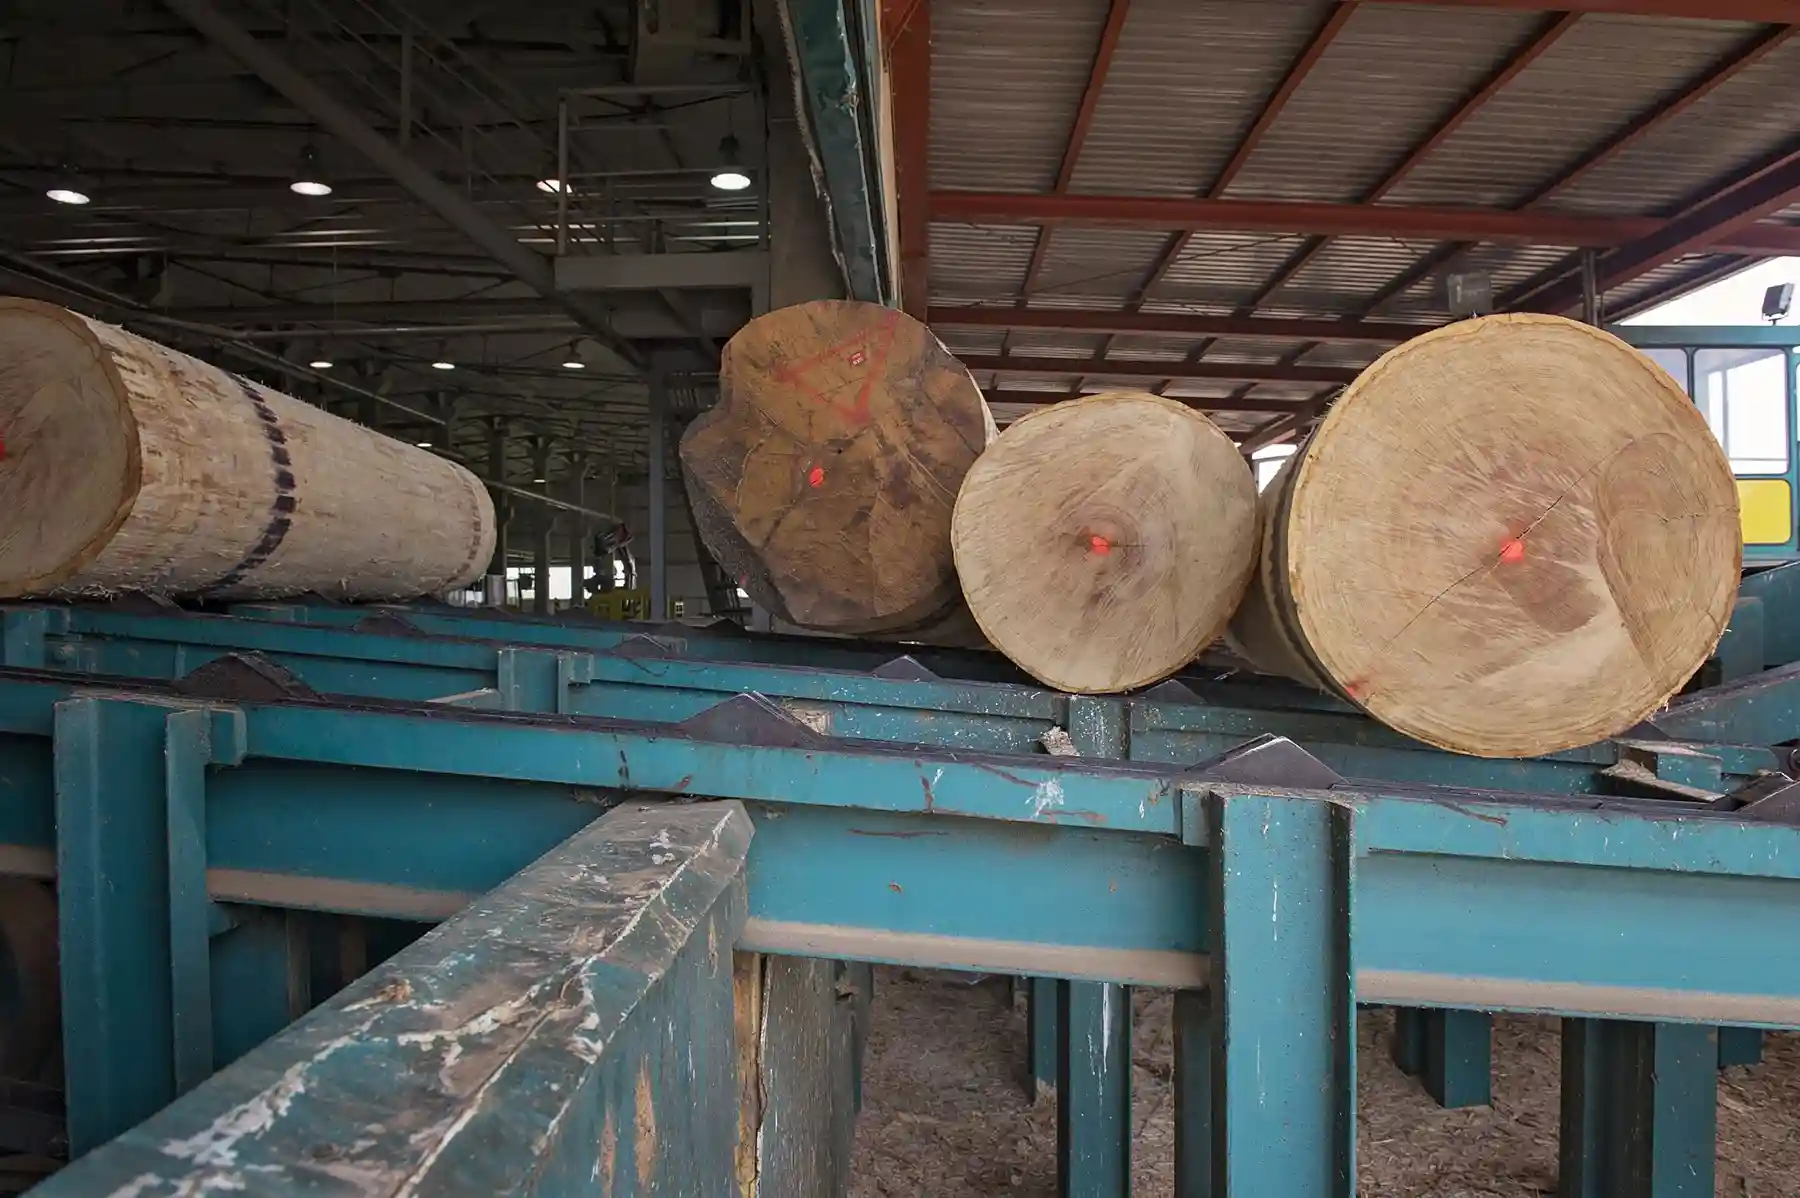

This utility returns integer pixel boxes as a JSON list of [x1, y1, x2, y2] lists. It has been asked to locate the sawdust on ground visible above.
[[849, 967, 1800, 1197]]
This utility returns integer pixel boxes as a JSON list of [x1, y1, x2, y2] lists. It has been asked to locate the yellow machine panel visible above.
[[1738, 478, 1793, 547]]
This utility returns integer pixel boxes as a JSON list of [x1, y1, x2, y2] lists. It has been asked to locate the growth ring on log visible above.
[[681, 300, 995, 633], [952, 390, 1259, 694], [1252, 313, 1740, 757]]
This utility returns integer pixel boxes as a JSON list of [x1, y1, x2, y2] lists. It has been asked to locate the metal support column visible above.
[[1058, 696, 1132, 1197], [570, 452, 589, 604], [54, 696, 245, 1157], [1201, 787, 1356, 1198], [1026, 976, 1060, 1103], [1390, 1007, 1492, 1109], [210, 908, 310, 1071], [532, 439, 553, 615], [484, 417, 510, 606], [1560, 1019, 1717, 1198], [649, 366, 670, 620], [1173, 989, 1213, 1197]]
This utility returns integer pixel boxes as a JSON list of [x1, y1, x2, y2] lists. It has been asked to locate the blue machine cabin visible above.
[[1616, 325, 1800, 564]]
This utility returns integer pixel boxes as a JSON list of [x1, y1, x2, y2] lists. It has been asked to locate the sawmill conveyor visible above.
[[2, 563, 1800, 1196]]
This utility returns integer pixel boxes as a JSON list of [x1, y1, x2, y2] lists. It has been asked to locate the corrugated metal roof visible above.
[[1552, 31, 1800, 215], [1029, 227, 1175, 302], [919, 0, 1800, 441], [1156, 232, 1317, 306], [1066, 0, 1336, 198], [929, 0, 1113, 192], [1382, 16, 1759, 209], [1222, 4, 1543, 204], [928, 221, 1037, 304]]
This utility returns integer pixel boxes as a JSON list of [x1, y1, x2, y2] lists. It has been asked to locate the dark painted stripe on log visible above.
[[206, 377, 297, 593]]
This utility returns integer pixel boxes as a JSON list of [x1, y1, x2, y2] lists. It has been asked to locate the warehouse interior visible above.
[[5, 0, 1800, 1196]]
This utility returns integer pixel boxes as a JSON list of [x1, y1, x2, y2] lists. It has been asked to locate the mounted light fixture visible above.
[[290, 143, 333, 197], [308, 359, 334, 369], [561, 341, 586, 369], [431, 360, 456, 371], [536, 177, 568, 194], [710, 135, 750, 192], [416, 441, 434, 448], [46, 186, 90, 205]]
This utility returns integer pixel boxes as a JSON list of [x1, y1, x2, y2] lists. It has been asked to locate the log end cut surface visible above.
[[681, 300, 994, 633], [1288, 313, 1741, 757], [0, 299, 138, 595], [952, 391, 1258, 694]]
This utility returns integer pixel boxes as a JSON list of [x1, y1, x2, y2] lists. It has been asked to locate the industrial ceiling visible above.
[[901, 0, 1800, 446], [0, 0, 769, 488]]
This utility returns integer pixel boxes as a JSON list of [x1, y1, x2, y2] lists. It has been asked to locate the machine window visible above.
[[1695, 348, 1790, 476]]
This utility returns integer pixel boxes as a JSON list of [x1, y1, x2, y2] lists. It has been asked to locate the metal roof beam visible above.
[[958, 355, 1360, 384], [982, 388, 1307, 414], [1013, 0, 1134, 319], [1360, 0, 1800, 21], [1120, 2, 1361, 317], [928, 191, 1800, 252], [159, 0, 645, 373], [1366, 24, 1795, 320], [890, 0, 932, 317], [1516, 143, 1800, 313], [929, 306, 1428, 342]]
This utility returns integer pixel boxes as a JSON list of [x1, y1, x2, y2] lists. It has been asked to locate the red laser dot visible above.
[[1089, 535, 1111, 555], [807, 465, 824, 488], [1500, 537, 1526, 564]]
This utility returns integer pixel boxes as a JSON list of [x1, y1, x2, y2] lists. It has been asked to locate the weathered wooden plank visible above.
[[34, 800, 753, 1197]]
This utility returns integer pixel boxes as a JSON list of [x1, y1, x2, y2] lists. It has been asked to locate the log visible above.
[[1226, 313, 1741, 758], [952, 390, 1259, 693], [0, 298, 496, 600], [681, 300, 995, 634]]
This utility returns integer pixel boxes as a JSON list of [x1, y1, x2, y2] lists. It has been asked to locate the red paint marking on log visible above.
[[1344, 678, 1370, 701], [808, 465, 825, 488], [1500, 537, 1526, 564], [1089, 534, 1111, 554], [771, 317, 902, 428]]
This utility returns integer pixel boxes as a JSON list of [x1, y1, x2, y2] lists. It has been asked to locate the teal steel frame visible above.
[[4, 570, 1800, 1195]]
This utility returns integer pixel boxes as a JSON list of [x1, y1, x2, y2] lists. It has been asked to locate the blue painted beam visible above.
[[1203, 789, 1356, 1197], [12, 604, 1786, 792], [32, 800, 753, 1197], [7, 674, 1800, 1014]]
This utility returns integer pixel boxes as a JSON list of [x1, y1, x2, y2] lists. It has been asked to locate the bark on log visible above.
[[0, 298, 495, 600], [952, 391, 1259, 693], [1226, 313, 1741, 758], [680, 300, 995, 634]]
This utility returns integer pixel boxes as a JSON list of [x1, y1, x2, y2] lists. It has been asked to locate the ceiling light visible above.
[[416, 440, 433, 448], [710, 135, 750, 192], [431, 360, 456, 371], [308, 359, 333, 370], [290, 143, 332, 197], [561, 341, 585, 369], [562, 359, 586, 369], [46, 187, 90, 205], [536, 177, 567, 194], [533, 476, 547, 484]]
